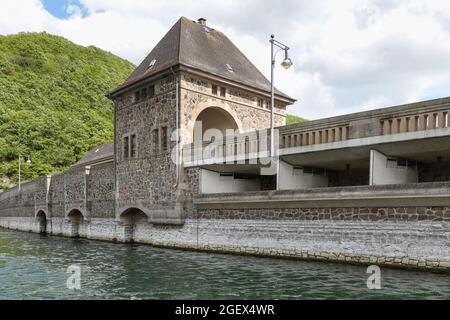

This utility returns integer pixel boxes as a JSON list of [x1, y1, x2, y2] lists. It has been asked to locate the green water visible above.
[[0, 228, 449, 299]]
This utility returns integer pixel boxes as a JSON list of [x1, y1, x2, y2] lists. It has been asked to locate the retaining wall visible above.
[[1, 178, 450, 272]]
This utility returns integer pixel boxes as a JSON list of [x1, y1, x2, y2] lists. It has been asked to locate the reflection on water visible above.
[[0, 228, 449, 299]]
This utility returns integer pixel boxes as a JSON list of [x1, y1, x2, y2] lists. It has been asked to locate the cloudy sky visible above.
[[1, 0, 450, 119]]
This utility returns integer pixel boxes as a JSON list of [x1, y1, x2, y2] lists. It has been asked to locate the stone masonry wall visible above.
[[87, 162, 115, 218], [114, 74, 179, 216], [1, 212, 450, 272], [2, 172, 450, 272], [193, 206, 450, 221], [49, 173, 65, 217], [180, 72, 286, 144], [0, 162, 114, 220]]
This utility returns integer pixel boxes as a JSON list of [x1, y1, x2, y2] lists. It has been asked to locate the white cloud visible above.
[[1, 0, 450, 119]]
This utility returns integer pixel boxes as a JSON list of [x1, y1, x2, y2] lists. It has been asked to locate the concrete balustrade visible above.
[[183, 97, 450, 167]]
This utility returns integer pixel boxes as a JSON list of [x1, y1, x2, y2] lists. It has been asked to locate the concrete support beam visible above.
[[369, 149, 418, 186], [277, 160, 328, 191]]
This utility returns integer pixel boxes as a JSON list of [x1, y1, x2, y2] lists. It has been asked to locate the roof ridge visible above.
[[110, 16, 294, 101], [177, 16, 184, 64]]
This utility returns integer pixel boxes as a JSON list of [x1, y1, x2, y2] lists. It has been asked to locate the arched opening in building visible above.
[[36, 211, 47, 234], [119, 208, 148, 243], [193, 107, 239, 143], [67, 210, 84, 238]]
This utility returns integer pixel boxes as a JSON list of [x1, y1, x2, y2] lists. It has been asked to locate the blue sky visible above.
[[42, 0, 87, 19]]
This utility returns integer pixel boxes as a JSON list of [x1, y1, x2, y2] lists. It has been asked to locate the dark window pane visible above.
[[130, 134, 137, 157], [161, 127, 168, 151], [212, 85, 218, 95], [123, 136, 129, 159], [257, 98, 263, 107], [149, 85, 155, 98]]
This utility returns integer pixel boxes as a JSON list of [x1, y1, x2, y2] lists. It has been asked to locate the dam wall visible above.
[[1, 165, 450, 272]]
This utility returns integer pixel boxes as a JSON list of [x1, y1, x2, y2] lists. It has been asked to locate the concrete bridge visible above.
[[183, 97, 450, 194]]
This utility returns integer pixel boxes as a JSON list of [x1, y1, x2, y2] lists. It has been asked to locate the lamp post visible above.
[[18, 153, 31, 193], [270, 34, 293, 158]]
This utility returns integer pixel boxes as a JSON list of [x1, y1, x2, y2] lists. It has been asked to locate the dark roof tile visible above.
[[72, 142, 113, 168], [113, 17, 294, 100]]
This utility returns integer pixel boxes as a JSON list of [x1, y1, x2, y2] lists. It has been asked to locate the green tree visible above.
[[0, 32, 135, 187]]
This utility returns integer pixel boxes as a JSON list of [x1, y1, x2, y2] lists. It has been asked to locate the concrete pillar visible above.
[[438, 111, 446, 128], [399, 117, 408, 133], [369, 150, 418, 186], [382, 121, 390, 135], [293, 134, 298, 147], [328, 129, 334, 143], [341, 126, 348, 140], [308, 132, 314, 145], [392, 119, 399, 134], [314, 131, 322, 144], [335, 128, 341, 141], [321, 130, 327, 143], [408, 117, 417, 132], [417, 115, 426, 131], [277, 161, 328, 190], [427, 113, 436, 129]]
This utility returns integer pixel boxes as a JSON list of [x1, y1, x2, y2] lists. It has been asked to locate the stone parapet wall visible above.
[[0, 161, 114, 220]]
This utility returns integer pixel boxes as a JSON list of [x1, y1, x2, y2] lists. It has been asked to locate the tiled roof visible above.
[[72, 142, 113, 168], [112, 17, 294, 101]]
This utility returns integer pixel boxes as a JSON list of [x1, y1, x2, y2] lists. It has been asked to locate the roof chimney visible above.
[[197, 18, 207, 26]]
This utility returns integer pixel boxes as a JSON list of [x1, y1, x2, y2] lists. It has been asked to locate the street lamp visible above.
[[270, 34, 293, 157], [18, 153, 31, 193]]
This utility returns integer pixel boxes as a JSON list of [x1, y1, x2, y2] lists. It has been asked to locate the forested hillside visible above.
[[0, 32, 135, 189]]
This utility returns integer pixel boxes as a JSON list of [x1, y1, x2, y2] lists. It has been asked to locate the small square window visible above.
[[134, 91, 140, 103], [212, 84, 218, 95], [130, 134, 137, 158], [141, 88, 147, 99], [148, 85, 155, 98], [220, 87, 226, 97], [123, 136, 129, 159]]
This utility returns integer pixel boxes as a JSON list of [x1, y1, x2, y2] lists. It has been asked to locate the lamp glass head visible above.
[[281, 57, 293, 69]]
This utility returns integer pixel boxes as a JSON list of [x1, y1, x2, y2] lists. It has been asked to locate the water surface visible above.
[[0, 228, 449, 299]]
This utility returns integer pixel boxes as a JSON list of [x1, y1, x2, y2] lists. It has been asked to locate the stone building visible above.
[[1, 17, 450, 272], [107, 17, 295, 225]]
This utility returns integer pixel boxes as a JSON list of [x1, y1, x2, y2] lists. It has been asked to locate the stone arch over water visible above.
[[36, 210, 47, 234], [67, 209, 84, 238], [119, 208, 149, 243]]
